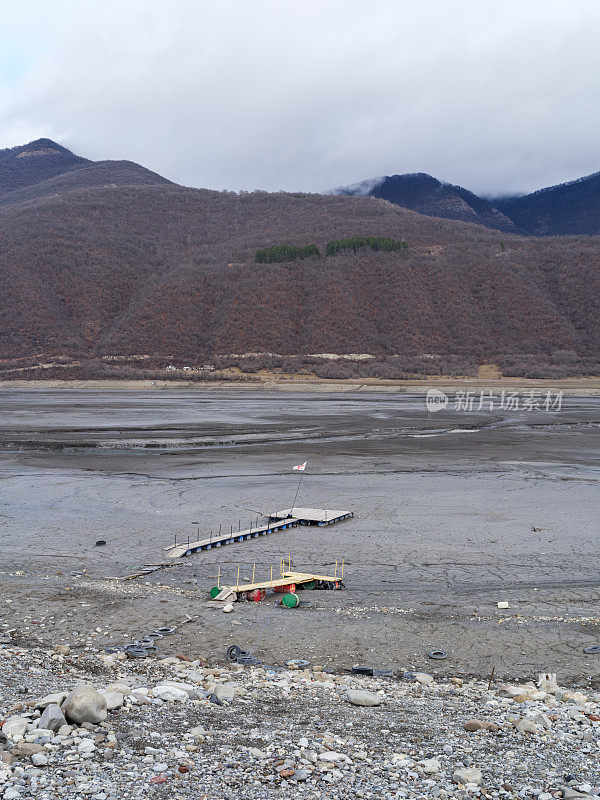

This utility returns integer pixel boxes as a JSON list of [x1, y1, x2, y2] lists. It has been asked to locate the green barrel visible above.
[[210, 586, 221, 599], [300, 580, 316, 590], [282, 593, 300, 608]]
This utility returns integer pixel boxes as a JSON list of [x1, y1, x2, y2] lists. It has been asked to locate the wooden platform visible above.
[[221, 571, 341, 593], [217, 570, 342, 595], [269, 508, 354, 525]]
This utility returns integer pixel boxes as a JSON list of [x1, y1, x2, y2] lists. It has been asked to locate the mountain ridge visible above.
[[335, 169, 600, 236], [1, 138, 600, 377], [0, 138, 170, 206]]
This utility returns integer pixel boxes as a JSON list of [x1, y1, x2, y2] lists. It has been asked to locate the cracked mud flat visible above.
[[0, 389, 600, 684]]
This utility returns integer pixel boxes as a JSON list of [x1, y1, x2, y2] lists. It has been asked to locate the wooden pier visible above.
[[166, 507, 353, 560]]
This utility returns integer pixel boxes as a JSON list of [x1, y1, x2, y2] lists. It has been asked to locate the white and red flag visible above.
[[293, 462, 307, 471]]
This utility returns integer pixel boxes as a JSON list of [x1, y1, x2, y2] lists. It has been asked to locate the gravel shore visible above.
[[0, 642, 598, 799]]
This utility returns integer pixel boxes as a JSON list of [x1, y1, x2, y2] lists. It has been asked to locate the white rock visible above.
[[78, 739, 96, 753], [98, 690, 124, 711], [346, 689, 382, 707], [2, 716, 28, 739], [106, 682, 131, 694], [247, 746, 266, 758], [157, 681, 197, 693], [34, 692, 68, 710], [453, 767, 482, 785], [516, 718, 539, 734], [497, 684, 532, 699], [62, 683, 108, 725], [318, 751, 351, 763], [31, 753, 49, 766], [222, 603, 234, 613], [421, 758, 441, 774], [184, 671, 206, 684], [211, 682, 242, 701], [152, 685, 188, 702], [26, 728, 54, 740], [415, 673, 434, 685]]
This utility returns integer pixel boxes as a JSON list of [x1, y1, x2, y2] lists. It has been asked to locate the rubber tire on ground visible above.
[[236, 655, 258, 665], [583, 645, 600, 654], [95, 540, 106, 546], [155, 627, 176, 635], [125, 647, 148, 658], [428, 650, 448, 660], [146, 632, 163, 640], [286, 659, 310, 668], [227, 644, 245, 662]]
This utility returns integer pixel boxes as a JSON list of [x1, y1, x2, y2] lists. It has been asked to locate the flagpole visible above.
[[290, 465, 306, 515]]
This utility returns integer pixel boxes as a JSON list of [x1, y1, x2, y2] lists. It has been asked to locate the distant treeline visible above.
[[254, 236, 408, 264], [254, 244, 319, 263]]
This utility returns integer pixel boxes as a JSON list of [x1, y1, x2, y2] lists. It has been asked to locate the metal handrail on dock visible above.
[[166, 508, 354, 560]]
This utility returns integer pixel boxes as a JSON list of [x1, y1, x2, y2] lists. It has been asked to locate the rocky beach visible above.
[[0, 641, 598, 799]]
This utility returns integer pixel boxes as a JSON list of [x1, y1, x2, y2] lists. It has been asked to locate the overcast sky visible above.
[[1, 0, 600, 196]]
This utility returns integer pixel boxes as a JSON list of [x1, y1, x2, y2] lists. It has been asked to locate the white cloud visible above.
[[2, 0, 600, 194]]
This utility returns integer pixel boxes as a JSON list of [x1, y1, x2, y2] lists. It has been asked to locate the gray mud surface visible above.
[[1, 389, 599, 683]]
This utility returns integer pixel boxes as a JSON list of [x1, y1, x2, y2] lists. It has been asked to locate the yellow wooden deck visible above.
[[218, 570, 340, 593]]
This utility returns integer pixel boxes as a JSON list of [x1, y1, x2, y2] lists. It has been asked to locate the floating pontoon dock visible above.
[[269, 508, 353, 526], [166, 507, 353, 559]]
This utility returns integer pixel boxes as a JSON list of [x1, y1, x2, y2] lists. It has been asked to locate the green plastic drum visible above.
[[300, 580, 316, 590], [210, 586, 221, 599], [282, 592, 300, 608]]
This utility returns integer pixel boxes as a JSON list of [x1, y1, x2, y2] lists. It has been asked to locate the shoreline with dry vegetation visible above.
[[2, 376, 600, 394]]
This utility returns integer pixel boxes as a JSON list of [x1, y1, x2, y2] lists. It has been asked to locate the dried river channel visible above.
[[0, 388, 599, 682]]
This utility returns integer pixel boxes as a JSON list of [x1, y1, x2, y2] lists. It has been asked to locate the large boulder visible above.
[[346, 689, 382, 707], [61, 683, 107, 725]]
